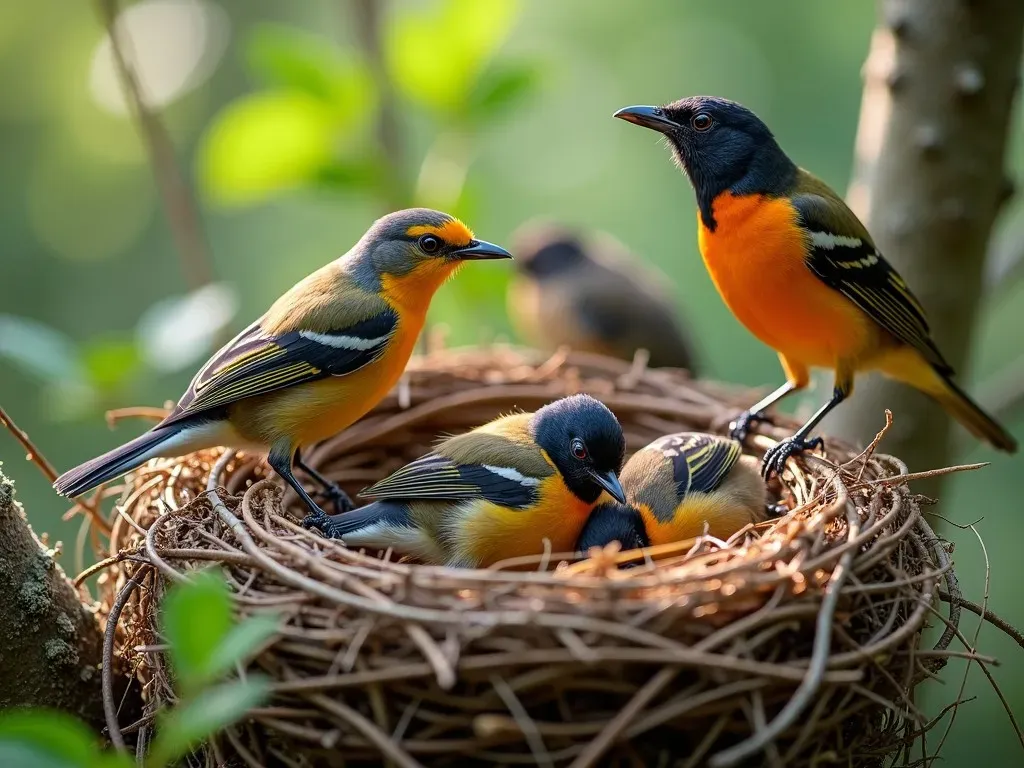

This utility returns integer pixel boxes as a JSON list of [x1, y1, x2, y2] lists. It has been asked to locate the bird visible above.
[[53, 208, 513, 529], [507, 220, 699, 371], [615, 96, 1017, 477], [308, 394, 628, 568], [576, 500, 650, 554], [617, 432, 767, 545]]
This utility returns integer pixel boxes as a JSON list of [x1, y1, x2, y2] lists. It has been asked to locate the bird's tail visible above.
[[53, 427, 183, 498], [931, 374, 1017, 453], [881, 349, 1017, 453]]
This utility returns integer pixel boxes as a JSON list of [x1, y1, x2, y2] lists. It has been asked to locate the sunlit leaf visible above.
[[81, 337, 141, 390], [198, 91, 336, 205], [246, 24, 376, 122], [203, 612, 279, 682], [161, 569, 232, 691], [467, 62, 539, 120], [148, 678, 270, 766], [0, 709, 131, 768], [135, 283, 239, 372], [0, 315, 84, 382], [386, 0, 519, 115]]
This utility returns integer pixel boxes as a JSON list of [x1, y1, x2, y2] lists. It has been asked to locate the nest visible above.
[[89, 346, 965, 768]]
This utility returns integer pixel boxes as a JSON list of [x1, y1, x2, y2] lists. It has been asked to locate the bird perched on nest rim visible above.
[[507, 220, 698, 371], [615, 96, 1017, 477], [53, 208, 512, 530], [308, 394, 627, 568], [577, 432, 765, 553]]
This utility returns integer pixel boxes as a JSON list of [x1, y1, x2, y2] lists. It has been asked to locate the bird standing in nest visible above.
[[615, 96, 1016, 476], [310, 394, 627, 568], [53, 209, 512, 530], [507, 220, 699, 371]]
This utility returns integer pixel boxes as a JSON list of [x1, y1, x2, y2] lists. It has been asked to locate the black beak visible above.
[[588, 469, 627, 504], [453, 238, 513, 261], [614, 105, 678, 135]]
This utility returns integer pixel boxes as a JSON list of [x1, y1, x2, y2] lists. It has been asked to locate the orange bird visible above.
[[616, 96, 1016, 476], [53, 209, 511, 529]]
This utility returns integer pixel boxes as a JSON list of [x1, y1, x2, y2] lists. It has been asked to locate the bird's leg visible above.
[[267, 447, 329, 529], [761, 383, 849, 480], [730, 381, 798, 442], [294, 449, 353, 514]]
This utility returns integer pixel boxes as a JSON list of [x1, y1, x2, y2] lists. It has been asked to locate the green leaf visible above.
[[161, 569, 232, 691], [245, 24, 376, 121], [81, 337, 141, 390], [386, 0, 519, 114], [0, 710, 131, 768], [467, 62, 539, 120], [202, 612, 279, 684], [148, 678, 270, 767], [0, 315, 84, 383], [312, 156, 384, 193], [198, 91, 336, 205]]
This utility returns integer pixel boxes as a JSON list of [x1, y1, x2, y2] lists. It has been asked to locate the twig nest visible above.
[[98, 346, 958, 767]]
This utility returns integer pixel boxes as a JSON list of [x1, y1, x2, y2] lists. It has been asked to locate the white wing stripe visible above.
[[482, 465, 541, 486], [298, 330, 392, 350], [809, 231, 863, 250]]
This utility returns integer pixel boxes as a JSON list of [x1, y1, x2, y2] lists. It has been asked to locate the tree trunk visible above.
[[0, 469, 105, 729], [817, 0, 1024, 494]]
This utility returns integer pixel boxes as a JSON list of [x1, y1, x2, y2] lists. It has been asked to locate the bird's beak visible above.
[[588, 469, 627, 504], [452, 239, 513, 261], [613, 105, 678, 135]]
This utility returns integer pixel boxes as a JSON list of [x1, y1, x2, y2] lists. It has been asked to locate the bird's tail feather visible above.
[[53, 427, 180, 498], [932, 374, 1017, 453]]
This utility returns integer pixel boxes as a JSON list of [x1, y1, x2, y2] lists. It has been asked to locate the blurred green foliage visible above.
[[0, 569, 275, 766], [1, 0, 1022, 764]]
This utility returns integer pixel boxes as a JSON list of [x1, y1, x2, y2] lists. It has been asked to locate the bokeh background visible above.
[[1, 1, 1022, 763]]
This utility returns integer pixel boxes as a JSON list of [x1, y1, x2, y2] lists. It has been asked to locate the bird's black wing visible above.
[[645, 432, 742, 499], [792, 193, 951, 374], [164, 309, 399, 425], [359, 452, 540, 509]]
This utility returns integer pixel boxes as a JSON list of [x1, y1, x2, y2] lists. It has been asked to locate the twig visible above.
[[104, 576, 142, 752], [95, 0, 214, 290], [939, 590, 1024, 650], [933, 523, 991, 761], [0, 404, 111, 533], [0, 405, 59, 482]]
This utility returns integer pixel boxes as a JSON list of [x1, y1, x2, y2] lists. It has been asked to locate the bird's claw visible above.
[[313, 483, 354, 514], [760, 435, 824, 480], [729, 410, 772, 442], [301, 510, 327, 531]]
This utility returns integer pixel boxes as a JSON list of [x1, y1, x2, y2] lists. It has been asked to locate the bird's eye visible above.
[[691, 113, 713, 132], [418, 235, 442, 254], [570, 438, 588, 460]]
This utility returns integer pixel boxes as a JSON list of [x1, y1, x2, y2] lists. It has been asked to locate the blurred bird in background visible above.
[[507, 220, 699, 371], [309, 394, 627, 568], [53, 209, 512, 529], [619, 432, 766, 546], [616, 96, 1016, 476]]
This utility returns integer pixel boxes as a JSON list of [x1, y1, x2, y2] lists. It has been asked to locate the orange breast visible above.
[[698, 193, 876, 369], [639, 494, 758, 547], [459, 474, 593, 567], [231, 312, 423, 447]]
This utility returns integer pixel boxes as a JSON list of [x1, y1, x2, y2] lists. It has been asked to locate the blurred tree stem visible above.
[[350, 0, 410, 210], [96, 0, 215, 291], [816, 0, 1023, 498]]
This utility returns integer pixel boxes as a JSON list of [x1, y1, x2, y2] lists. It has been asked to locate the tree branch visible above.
[[96, 0, 215, 290], [0, 469, 106, 728], [817, 0, 1024, 495]]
